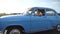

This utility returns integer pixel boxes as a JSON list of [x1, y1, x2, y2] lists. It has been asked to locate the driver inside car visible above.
[[36, 9, 43, 16]]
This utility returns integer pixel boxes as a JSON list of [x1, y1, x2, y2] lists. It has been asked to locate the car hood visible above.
[[0, 15, 30, 21]]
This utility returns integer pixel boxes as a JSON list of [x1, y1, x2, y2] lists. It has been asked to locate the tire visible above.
[[56, 24, 60, 32], [3, 27, 24, 34]]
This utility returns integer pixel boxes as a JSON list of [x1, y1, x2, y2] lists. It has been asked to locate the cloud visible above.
[[0, 0, 60, 13]]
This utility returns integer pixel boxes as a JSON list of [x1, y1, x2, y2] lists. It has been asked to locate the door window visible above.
[[33, 9, 45, 16], [46, 11, 55, 16]]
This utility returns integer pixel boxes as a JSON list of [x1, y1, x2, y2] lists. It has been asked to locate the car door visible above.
[[30, 9, 52, 32], [46, 10, 60, 28]]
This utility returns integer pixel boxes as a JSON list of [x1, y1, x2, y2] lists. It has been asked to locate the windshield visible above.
[[24, 10, 32, 15]]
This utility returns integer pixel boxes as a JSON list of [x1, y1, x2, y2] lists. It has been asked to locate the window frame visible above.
[[45, 9, 56, 16], [32, 9, 45, 16]]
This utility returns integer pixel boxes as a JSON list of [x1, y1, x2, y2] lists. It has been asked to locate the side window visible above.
[[33, 9, 45, 16], [46, 11, 55, 16]]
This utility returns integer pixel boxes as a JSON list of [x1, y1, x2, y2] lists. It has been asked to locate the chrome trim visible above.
[[0, 31, 3, 34]]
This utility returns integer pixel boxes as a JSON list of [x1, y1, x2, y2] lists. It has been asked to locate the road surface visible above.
[[30, 29, 60, 34]]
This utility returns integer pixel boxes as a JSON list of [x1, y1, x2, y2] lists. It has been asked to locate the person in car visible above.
[[37, 9, 43, 16]]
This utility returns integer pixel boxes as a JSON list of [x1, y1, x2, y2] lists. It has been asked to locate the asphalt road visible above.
[[29, 29, 60, 34]]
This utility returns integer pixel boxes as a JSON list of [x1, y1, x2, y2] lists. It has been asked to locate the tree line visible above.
[[0, 13, 21, 17]]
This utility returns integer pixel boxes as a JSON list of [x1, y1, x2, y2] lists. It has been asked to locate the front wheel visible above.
[[4, 27, 24, 34]]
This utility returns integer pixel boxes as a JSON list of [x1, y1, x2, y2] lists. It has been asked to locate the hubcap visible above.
[[57, 25, 60, 31], [10, 29, 20, 34]]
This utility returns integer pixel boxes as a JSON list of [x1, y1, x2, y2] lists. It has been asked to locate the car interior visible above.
[[34, 9, 45, 16]]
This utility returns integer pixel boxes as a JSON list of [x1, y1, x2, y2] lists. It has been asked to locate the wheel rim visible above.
[[10, 29, 20, 34], [57, 25, 60, 31]]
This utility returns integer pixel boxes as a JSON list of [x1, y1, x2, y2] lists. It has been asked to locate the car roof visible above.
[[29, 7, 55, 11]]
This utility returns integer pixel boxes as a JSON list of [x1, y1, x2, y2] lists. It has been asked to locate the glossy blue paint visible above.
[[0, 7, 60, 33], [0, 16, 31, 32]]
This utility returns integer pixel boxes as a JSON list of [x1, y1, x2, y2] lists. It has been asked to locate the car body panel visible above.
[[0, 16, 31, 33], [0, 7, 60, 33], [30, 16, 53, 32]]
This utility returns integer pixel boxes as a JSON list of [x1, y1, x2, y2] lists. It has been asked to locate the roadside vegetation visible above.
[[0, 13, 21, 17]]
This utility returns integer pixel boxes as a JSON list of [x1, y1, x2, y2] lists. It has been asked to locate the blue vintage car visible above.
[[0, 7, 60, 34]]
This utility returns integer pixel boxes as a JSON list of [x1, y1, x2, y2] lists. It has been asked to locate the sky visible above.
[[0, 0, 60, 14]]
